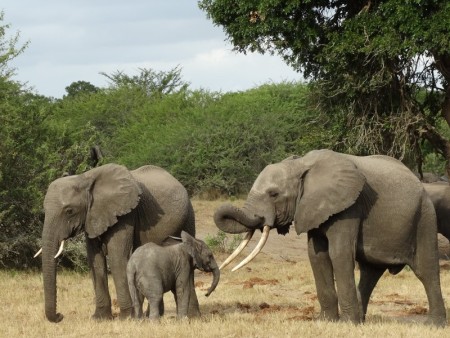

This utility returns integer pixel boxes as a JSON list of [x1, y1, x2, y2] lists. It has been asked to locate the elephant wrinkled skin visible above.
[[39, 163, 195, 322], [127, 231, 220, 320], [214, 149, 447, 326]]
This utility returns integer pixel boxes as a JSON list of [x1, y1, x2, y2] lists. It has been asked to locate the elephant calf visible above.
[[126, 231, 220, 320]]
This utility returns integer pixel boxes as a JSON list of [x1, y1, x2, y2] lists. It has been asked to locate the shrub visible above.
[[205, 231, 242, 254]]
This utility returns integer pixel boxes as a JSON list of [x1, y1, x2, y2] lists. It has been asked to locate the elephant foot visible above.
[[317, 310, 339, 322], [118, 307, 133, 320], [46, 312, 64, 323], [92, 307, 113, 321], [425, 315, 447, 328], [187, 309, 201, 318]]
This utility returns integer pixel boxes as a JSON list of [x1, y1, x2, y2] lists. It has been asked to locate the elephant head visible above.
[[181, 231, 220, 297], [39, 164, 141, 322], [215, 150, 368, 270]]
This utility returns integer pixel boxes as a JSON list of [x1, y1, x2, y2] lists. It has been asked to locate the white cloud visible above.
[[2, 0, 300, 97]]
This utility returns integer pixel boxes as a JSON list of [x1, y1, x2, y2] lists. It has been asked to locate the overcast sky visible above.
[[2, 0, 300, 98]]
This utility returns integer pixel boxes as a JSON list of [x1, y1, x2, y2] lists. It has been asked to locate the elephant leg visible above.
[[105, 221, 135, 319], [175, 281, 192, 319], [357, 263, 385, 320], [159, 299, 165, 316], [86, 237, 113, 320], [187, 273, 200, 318], [326, 218, 361, 323], [307, 230, 339, 321], [147, 292, 164, 321], [410, 201, 447, 327]]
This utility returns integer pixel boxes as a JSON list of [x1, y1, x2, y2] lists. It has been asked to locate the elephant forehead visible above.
[[45, 177, 82, 205], [253, 163, 290, 189]]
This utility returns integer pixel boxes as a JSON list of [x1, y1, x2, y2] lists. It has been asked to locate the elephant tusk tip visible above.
[[33, 248, 42, 258]]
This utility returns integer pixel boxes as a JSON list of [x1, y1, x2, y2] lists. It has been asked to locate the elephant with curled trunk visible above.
[[36, 163, 195, 323], [214, 149, 446, 326]]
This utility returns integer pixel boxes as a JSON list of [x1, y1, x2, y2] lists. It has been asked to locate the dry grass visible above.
[[2, 200, 450, 337]]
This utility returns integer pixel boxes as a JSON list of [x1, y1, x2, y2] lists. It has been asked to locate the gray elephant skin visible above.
[[423, 181, 450, 241], [214, 149, 446, 326], [39, 163, 195, 322], [127, 231, 220, 320]]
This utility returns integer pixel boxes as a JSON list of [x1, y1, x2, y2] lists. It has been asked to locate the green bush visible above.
[[205, 231, 242, 254]]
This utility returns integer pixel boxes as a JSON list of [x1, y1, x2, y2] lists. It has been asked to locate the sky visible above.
[[1, 0, 301, 98]]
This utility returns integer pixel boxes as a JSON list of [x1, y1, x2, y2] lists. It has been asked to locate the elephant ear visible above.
[[85, 163, 142, 238], [181, 231, 202, 266], [294, 154, 366, 234]]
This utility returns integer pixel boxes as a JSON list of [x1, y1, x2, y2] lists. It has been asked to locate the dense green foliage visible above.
[[199, 0, 450, 172]]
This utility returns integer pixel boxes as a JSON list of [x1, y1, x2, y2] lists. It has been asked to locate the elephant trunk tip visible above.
[[46, 312, 64, 323], [205, 266, 220, 297]]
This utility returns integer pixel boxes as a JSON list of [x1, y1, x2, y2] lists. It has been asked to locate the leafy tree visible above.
[[199, 1, 450, 175], [100, 66, 188, 98], [0, 13, 101, 268], [0, 11, 27, 81], [64, 80, 99, 98]]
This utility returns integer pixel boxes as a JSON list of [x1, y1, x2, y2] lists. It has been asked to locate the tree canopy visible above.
[[199, 0, 450, 174]]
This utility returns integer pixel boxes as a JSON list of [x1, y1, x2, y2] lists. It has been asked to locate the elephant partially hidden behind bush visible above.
[[214, 149, 446, 326], [36, 163, 195, 322]]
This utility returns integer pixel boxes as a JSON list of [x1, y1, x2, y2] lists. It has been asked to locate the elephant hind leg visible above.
[[307, 230, 339, 321], [357, 263, 385, 320], [410, 199, 446, 326]]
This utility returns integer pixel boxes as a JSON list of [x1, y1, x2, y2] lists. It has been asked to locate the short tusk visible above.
[[33, 248, 42, 258], [219, 230, 254, 270], [54, 240, 65, 259], [231, 225, 271, 272]]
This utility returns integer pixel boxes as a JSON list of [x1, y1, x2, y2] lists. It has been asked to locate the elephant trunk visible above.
[[42, 227, 64, 323], [213, 203, 263, 234], [205, 265, 220, 297]]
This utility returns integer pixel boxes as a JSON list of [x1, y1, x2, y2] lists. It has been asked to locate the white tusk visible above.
[[219, 230, 255, 270], [33, 248, 42, 258], [54, 240, 65, 259], [231, 225, 271, 272]]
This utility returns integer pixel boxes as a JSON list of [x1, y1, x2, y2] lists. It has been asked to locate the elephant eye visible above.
[[65, 207, 74, 215], [268, 190, 279, 198]]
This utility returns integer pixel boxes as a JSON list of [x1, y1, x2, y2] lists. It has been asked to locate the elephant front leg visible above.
[[326, 219, 362, 323], [86, 238, 113, 320], [187, 273, 200, 317], [307, 231, 339, 321], [106, 221, 134, 319]]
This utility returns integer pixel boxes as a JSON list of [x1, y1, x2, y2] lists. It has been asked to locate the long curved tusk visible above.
[[219, 230, 255, 270], [54, 240, 65, 259], [33, 248, 42, 258], [231, 225, 271, 272]]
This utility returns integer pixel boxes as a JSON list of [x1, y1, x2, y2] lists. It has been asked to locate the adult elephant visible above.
[[423, 181, 450, 241], [214, 150, 446, 326], [36, 163, 195, 323]]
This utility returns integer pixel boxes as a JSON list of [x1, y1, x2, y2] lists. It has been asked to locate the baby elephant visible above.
[[126, 231, 220, 320]]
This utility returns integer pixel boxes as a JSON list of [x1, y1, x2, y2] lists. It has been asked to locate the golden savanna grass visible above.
[[2, 199, 450, 337]]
